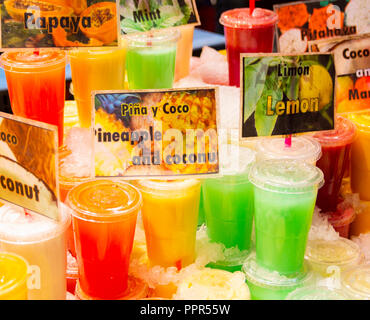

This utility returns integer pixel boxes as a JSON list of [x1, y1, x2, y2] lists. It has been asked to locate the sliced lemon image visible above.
[[299, 64, 333, 110]]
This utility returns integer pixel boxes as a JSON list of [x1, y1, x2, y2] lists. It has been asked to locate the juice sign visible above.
[[0, 112, 59, 220], [92, 88, 219, 178], [120, 0, 200, 34], [1, 0, 119, 48], [274, 0, 369, 54], [331, 35, 370, 113], [240, 53, 336, 138]]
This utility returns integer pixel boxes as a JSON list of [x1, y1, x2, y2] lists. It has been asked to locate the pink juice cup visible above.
[[220, 8, 278, 87]]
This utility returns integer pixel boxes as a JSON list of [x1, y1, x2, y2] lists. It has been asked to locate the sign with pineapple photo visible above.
[[92, 88, 219, 178]]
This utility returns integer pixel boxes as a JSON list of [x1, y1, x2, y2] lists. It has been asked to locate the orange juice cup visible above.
[[174, 25, 195, 81], [0, 50, 66, 145], [66, 180, 142, 299], [350, 200, 370, 236], [68, 47, 126, 128], [349, 112, 370, 200], [135, 179, 201, 269], [0, 252, 28, 300]]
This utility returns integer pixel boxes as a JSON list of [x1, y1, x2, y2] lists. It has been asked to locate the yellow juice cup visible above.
[[174, 25, 195, 81], [305, 238, 362, 277], [350, 200, 370, 236], [134, 179, 201, 269], [349, 112, 370, 200], [68, 46, 126, 128], [0, 252, 28, 300]]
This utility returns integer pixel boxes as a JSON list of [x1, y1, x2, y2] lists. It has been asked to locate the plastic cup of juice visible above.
[[286, 286, 348, 300], [305, 238, 362, 277], [126, 29, 180, 89], [75, 277, 149, 300], [202, 144, 256, 270], [66, 180, 141, 299], [313, 116, 356, 212], [341, 264, 370, 300], [255, 136, 322, 165], [242, 252, 313, 300], [350, 200, 370, 236], [0, 49, 66, 145], [249, 159, 324, 275], [134, 179, 201, 269], [349, 112, 370, 200], [220, 8, 278, 87], [174, 25, 195, 82], [0, 252, 28, 300], [326, 204, 356, 238], [68, 47, 127, 128], [173, 268, 250, 300], [0, 203, 70, 300]]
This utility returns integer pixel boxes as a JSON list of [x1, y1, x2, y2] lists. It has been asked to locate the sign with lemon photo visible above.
[[241, 53, 335, 138]]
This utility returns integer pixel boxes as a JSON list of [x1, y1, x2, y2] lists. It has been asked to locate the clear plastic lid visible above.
[[242, 252, 313, 289], [1, 49, 66, 72], [0, 203, 71, 243], [305, 238, 362, 268], [349, 111, 370, 133], [220, 8, 278, 29], [313, 116, 356, 147], [126, 29, 181, 48], [67, 180, 142, 222], [219, 144, 256, 176], [249, 159, 324, 194], [341, 265, 370, 300], [286, 286, 348, 300], [0, 252, 28, 296], [256, 136, 322, 163]]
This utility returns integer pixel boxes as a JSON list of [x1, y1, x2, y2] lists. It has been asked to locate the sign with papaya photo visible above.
[[119, 0, 200, 34], [0, 0, 119, 48], [0, 112, 59, 220], [274, 0, 369, 54], [92, 88, 219, 178], [240, 53, 336, 138]]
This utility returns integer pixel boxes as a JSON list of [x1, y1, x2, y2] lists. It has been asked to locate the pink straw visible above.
[[250, 0, 255, 15], [285, 135, 292, 148]]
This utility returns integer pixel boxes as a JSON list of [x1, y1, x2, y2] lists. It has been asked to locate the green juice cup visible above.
[[242, 252, 313, 300], [249, 159, 324, 275], [126, 30, 180, 89], [202, 144, 256, 271]]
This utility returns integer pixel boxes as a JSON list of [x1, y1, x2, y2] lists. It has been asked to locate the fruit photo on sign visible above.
[[1, 0, 118, 48], [337, 75, 370, 113], [94, 89, 218, 178], [120, 0, 198, 34], [242, 54, 335, 138]]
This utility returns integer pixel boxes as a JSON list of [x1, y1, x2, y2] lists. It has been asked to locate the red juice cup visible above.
[[66, 180, 142, 299], [220, 8, 278, 87], [327, 202, 356, 239], [313, 116, 356, 213], [0, 50, 66, 145]]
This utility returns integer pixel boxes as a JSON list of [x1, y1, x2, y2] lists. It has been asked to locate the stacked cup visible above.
[[312, 115, 357, 238], [240, 135, 324, 299]]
